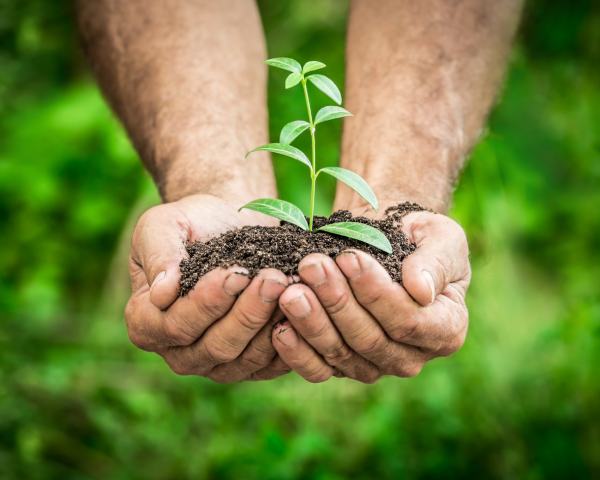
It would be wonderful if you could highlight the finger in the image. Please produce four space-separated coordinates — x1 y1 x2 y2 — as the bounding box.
125 265 250 352
164 266 251 344
131 204 190 309
296 252 426 376
400 212 470 306
337 250 468 355
272 321 335 383
124 290 169 352
208 311 283 383
279 280 379 383
164 269 288 375
250 356 292 381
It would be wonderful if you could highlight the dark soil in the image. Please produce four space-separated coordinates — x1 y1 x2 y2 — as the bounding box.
179 202 424 296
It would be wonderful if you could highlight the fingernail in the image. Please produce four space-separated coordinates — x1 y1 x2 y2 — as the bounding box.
336 250 361 277
223 270 250 296
299 261 326 287
275 322 298 347
259 277 287 302
284 292 311 318
422 270 436 304
151 271 166 288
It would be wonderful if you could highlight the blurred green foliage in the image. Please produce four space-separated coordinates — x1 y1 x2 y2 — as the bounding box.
1 0 599 478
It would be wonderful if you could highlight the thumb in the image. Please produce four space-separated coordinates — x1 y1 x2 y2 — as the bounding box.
400 212 470 306
131 205 190 310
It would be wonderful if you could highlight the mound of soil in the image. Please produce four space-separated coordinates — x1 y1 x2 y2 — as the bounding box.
179 202 424 296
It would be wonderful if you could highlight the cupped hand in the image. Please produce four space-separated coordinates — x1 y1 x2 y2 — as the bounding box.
125 194 291 383
272 210 471 383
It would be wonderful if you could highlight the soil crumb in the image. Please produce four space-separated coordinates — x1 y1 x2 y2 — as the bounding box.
179 202 424 296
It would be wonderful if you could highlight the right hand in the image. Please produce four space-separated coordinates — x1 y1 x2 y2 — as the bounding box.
124 194 291 383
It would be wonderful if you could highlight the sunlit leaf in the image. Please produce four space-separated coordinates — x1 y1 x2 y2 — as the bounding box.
317 222 392 253
307 74 342 105
318 167 378 210
285 72 302 89
303 61 326 74
279 120 311 144
247 143 312 170
314 106 352 125
265 57 302 73
240 198 308 231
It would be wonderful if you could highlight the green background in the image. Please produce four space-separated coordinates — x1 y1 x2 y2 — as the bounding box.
1 0 599 478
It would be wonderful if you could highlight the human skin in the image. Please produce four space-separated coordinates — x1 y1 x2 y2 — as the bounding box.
272 0 523 382
77 0 291 381
77 0 522 382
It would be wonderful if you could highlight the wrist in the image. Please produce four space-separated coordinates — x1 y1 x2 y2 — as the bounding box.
334 186 448 218
149 131 277 206
161 172 274 207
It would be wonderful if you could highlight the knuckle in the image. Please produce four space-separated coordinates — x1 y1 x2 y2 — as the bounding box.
323 343 353 364
438 332 467 356
197 299 225 320
430 255 448 286
164 357 193 376
240 348 273 369
126 327 149 350
388 318 419 343
304 320 330 341
203 341 237 365
322 288 351 316
234 307 267 332
355 333 388 356
306 367 332 384
393 362 423 378
207 370 237 384
163 318 193 346
124 302 151 351
124 297 137 325
360 369 381 384
356 282 385 306
436 307 468 356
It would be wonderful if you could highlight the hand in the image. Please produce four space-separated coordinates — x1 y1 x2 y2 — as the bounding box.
272 210 470 383
125 194 291 383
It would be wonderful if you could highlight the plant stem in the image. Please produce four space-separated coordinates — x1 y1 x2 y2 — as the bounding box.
302 77 317 231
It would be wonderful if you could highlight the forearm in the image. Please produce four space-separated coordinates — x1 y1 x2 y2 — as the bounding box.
77 0 275 204
337 0 522 213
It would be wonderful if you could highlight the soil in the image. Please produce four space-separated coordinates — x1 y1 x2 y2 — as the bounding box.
179 202 424 296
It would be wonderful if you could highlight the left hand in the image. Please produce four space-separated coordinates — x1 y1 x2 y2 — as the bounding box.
271 210 471 383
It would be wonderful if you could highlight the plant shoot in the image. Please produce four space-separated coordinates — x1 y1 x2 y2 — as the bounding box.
243 57 392 254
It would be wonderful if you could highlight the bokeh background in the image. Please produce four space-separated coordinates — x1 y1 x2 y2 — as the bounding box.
1 0 599 478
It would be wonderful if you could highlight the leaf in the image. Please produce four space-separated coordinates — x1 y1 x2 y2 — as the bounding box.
240 198 308 231
279 120 311 144
285 72 302 89
247 143 312 170
303 61 326 74
265 57 302 73
317 222 392 254
318 167 378 210
314 106 352 125
307 74 342 105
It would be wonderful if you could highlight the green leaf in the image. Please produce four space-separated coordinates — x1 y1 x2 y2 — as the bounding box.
279 120 311 144
265 57 302 73
303 61 326 74
318 167 378 210
285 72 302 89
317 222 392 254
247 143 312 170
307 74 342 105
240 198 308 231
314 106 352 125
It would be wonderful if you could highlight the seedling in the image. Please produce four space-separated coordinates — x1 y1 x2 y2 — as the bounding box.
242 57 392 254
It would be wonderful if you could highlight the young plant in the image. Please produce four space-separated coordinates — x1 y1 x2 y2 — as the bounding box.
242 57 392 254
